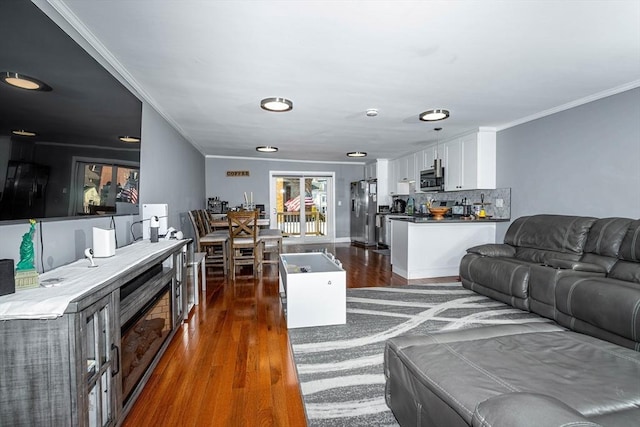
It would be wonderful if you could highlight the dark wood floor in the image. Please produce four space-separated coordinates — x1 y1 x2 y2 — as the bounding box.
122 243 456 427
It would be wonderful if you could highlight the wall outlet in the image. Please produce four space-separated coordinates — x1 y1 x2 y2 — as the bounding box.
338 200 342 206
495 198 504 208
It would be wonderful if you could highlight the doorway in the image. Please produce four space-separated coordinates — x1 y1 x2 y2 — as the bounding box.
269 172 334 243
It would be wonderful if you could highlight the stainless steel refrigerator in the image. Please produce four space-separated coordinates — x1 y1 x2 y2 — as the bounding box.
350 180 377 246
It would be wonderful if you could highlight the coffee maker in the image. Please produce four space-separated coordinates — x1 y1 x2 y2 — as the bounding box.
392 198 407 214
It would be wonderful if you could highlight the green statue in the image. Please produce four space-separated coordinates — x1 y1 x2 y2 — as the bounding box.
16 219 36 271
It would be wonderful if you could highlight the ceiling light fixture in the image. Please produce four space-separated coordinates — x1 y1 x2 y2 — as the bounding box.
1 71 52 91
347 152 367 158
366 109 378 117
260 97 293 112
119 136 141 143
419 109 450 122
256 146 278 153
12 129 37 137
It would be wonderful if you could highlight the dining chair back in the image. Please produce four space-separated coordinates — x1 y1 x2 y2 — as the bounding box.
227 210 262 279
188 210 228 275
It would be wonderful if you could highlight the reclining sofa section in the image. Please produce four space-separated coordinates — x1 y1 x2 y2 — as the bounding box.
384 215 640 427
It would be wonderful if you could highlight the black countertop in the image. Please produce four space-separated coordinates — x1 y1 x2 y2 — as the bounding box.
388 215 510 223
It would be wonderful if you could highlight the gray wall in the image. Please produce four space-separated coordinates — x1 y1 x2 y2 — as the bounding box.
206 157 364 239
0 104 205 272
495 88 640 239
140 106 205 239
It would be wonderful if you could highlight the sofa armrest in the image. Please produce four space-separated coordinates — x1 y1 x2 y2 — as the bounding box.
472 393 601 427
466 244 516 258
545 258 606 273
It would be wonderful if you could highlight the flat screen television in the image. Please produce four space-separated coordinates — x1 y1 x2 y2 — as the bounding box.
0 1 142 223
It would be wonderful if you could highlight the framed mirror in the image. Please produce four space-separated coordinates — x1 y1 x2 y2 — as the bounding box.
0 1 142 222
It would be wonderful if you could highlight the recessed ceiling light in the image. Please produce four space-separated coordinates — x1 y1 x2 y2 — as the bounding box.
260 97 293 112
12 129 37 137
119 136 140 143
347 152 367 157
419 109 450 121
1 71 52 91
366 109 378 117
256 146 278 153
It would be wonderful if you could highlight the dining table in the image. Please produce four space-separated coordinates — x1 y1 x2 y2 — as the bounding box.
209 216 270 229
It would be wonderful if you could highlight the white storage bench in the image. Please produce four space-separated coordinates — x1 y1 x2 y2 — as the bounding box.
279 252 346 328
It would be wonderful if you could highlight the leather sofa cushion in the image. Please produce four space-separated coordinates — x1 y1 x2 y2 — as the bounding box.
460 254 530 300
544 258 606 273
584 217 633 257
609 219 640 283
504 215 596 263
466 243 516 258
472 393 602 427
556 276 640 349
617 219 640 262
385 324 640 426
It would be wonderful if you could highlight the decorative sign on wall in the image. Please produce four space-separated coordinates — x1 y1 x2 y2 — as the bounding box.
226 171 250 177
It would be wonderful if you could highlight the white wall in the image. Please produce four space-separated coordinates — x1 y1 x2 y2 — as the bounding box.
205 157 364 239
0 104 205 272
495 88 640 240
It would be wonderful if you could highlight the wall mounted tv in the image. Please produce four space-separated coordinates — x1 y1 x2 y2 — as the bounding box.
0 1 142 223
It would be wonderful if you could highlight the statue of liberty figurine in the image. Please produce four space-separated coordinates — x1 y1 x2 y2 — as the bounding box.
16 219 37 271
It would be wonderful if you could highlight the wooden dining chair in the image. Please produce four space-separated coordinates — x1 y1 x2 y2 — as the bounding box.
188 210 228 275
259 228 283 270
227 210 262 280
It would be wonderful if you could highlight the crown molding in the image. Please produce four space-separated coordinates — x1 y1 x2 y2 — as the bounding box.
496 80 640 131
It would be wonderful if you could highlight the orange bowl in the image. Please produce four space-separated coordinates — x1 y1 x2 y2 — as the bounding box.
428 206 450 219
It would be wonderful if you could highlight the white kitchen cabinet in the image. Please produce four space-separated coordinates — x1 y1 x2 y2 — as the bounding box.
364 162 376 180
395 154 417 184
391 220 496 279
396 156 409 182
444 130 496 191
365 160 390 207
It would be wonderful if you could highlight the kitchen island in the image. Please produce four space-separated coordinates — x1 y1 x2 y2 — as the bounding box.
390 217 509 279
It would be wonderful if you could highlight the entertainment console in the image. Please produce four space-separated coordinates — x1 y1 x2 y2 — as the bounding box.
0 239 189 426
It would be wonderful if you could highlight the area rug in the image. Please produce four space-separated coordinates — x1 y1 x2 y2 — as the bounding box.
288 282 548 427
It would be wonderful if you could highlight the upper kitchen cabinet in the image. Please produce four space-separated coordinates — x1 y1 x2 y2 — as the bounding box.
389 158 409 195
365 160 390 206
364 162 376 180
396 154 417 183
444 130 496 191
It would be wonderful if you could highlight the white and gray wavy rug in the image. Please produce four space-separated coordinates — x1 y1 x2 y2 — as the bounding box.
288 282 547 427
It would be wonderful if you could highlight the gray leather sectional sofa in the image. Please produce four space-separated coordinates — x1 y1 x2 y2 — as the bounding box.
384 215 640 426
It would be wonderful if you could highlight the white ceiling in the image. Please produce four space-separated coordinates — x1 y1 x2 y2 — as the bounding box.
52 0 640 162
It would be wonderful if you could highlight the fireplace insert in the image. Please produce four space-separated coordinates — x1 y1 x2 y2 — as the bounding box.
120 284 172 403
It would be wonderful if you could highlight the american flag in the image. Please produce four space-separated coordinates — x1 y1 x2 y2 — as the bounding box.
120 186 138 204
284 195 314 212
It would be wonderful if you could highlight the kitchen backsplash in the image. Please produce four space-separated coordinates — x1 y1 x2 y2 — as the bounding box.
394 188 512 219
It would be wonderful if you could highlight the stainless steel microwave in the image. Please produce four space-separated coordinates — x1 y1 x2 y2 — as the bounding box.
420 168 444 191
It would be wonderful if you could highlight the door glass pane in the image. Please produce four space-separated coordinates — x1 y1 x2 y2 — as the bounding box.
99 304 109 365
86 313 97 379
277 177 302 237
101 371 110 426
273 175 331 241
88 383 98 427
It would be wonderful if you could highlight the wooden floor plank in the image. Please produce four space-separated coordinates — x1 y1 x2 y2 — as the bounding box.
122 243 456 427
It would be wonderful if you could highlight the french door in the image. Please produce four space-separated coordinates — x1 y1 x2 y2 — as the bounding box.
269 172 334 243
